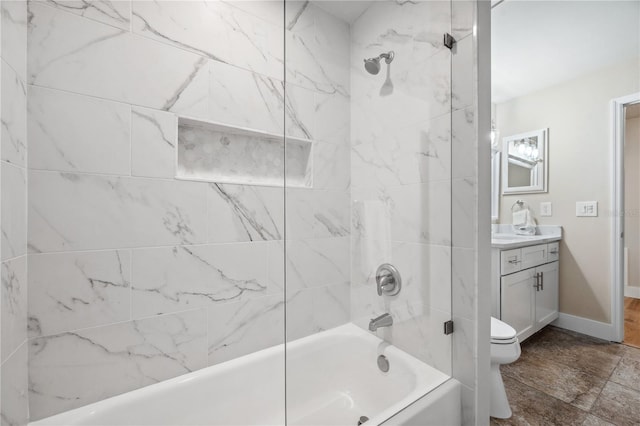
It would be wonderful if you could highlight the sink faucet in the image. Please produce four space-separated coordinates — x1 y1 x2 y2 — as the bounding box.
369 313 393 331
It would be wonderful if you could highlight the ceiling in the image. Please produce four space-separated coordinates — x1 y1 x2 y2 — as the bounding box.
314 0 373 23
492 0 640 103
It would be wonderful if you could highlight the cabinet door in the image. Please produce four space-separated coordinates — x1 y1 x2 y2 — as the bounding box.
501 268 536 339
535 261 559 327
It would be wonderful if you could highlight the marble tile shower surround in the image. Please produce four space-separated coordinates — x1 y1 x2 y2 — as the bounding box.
350 1 478 423
349 0 453 375
25 0 352 421
2 0 30 425
20 0 479 423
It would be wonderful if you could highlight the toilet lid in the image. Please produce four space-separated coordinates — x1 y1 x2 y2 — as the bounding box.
491 317 517 341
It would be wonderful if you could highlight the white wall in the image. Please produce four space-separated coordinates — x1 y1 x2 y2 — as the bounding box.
497 58 640 323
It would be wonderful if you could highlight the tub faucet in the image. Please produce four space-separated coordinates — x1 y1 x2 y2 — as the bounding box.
369 313 393 331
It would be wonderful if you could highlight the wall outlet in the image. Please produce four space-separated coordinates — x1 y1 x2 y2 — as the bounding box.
540 202 552 217
576 201 598 217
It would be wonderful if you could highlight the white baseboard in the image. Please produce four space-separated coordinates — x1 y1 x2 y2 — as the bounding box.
625 286 640 299
552 313 616 341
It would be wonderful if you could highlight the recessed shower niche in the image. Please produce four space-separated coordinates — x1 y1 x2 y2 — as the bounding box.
177 117 313 188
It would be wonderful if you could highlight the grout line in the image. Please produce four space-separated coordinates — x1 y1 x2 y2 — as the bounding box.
0 338 29 368
0 56 26 85
34 0 134 33
129 104 133 177
28 240 282 257
0 252 28 265
34 1 286 84
31 306 207 341
502 371 590 413
501 330 635 422
27 236 454 257
128 249 133 322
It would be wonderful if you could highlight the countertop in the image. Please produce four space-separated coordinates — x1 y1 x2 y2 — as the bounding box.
491 225 562 250
491 233 562 250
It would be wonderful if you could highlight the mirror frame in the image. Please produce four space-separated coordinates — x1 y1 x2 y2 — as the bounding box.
502 128 548 194
491 150 501 222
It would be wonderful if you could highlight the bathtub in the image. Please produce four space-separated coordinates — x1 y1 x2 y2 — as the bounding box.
31 324 461 426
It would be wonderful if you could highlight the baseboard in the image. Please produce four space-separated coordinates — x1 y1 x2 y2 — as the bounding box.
552 313 616 341
625 286 640 299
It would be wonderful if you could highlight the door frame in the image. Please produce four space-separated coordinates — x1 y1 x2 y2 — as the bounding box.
611 92 640 342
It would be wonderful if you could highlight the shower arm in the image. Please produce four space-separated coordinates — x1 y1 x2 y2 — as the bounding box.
378 51 394 64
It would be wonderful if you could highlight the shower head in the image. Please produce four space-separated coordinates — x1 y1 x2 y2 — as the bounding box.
364 58 381 75
363 51 395 75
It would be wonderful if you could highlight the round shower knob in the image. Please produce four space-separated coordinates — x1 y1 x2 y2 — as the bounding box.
375 263 401 296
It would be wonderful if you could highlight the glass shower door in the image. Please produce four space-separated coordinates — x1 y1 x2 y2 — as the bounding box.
284 0 454 424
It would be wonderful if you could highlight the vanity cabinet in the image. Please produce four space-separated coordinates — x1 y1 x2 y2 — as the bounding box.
492 241 560 342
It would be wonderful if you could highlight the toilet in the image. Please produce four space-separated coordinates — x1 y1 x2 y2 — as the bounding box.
490 317 521 419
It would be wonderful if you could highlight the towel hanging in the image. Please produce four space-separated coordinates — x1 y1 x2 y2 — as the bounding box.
511 200 536 235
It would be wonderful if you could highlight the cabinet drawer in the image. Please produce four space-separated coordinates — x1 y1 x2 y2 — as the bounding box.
547 242 560 262
521 244 548 269
501 248 522 274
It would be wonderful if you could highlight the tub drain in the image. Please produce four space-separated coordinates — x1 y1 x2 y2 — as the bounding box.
358 416 369 426
377 354 390 372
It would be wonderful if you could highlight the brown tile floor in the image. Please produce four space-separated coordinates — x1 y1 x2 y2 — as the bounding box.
491 326 640 426
624 297 640 348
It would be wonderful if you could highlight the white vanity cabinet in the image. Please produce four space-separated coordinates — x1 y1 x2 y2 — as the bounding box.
492 240 560 342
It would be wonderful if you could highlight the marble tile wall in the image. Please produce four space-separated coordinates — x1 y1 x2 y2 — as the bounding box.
1 1 29 425
22 0 481 423
350 0 455 376
450 2 491 424
350 2 481 424
283 1 351 345
25 0 351 421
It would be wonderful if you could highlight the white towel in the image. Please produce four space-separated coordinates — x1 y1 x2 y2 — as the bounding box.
512 208 536 235
512 209 528 226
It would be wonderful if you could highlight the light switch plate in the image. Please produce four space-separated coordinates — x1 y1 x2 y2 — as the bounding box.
540 202 552 217
576 201 598 217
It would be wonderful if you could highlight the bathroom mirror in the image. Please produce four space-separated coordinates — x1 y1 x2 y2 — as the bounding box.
502 128 548 194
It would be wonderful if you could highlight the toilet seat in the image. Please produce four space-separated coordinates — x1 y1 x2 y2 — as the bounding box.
491 317 517 345
491 336 517 344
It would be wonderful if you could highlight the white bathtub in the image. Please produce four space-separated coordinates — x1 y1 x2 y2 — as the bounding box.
31 324 460 426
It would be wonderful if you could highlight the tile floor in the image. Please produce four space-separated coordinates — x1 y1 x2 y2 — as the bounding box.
491 326 640 426
624 297 640 348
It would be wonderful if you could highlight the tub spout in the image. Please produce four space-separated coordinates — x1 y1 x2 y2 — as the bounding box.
369 313 393 331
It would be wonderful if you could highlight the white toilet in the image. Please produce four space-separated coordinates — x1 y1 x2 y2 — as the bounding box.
490 317 521 419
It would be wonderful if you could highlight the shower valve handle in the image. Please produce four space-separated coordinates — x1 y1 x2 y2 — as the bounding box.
375 264 402 296
377 274 395 296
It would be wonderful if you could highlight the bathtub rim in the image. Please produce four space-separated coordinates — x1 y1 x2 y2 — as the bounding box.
30 323 452 426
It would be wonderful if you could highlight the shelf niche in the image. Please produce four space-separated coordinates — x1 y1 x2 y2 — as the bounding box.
177 117 312 188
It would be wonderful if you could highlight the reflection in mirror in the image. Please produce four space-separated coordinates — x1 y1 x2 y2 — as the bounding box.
502 128 548 194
